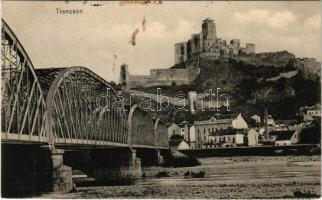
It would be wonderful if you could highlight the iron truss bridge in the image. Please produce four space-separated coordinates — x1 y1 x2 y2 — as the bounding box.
1 19 168 149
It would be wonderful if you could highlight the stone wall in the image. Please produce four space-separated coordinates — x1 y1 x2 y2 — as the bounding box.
295 58 321 81
126 67 199 88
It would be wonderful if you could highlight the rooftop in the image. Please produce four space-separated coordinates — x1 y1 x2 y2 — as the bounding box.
270 130 295 141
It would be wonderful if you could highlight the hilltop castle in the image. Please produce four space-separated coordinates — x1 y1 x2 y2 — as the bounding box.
175 17 255 64
120 18 255 89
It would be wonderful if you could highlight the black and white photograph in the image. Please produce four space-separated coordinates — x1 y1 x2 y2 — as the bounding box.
1 0 321 198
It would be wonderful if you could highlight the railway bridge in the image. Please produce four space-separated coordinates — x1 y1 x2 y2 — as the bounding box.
1 19 169 196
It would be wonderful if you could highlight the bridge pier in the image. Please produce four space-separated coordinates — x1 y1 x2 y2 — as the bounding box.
1 144 73 197
63 148 142 184
136 148 165 166
50 149 73 193
89 148 142 183
155 149 164 166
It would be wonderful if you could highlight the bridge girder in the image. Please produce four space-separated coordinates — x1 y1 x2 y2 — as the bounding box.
43 66 128 147
1 19 47 142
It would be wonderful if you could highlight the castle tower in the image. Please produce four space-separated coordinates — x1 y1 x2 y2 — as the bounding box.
174 42 188 64
119 63 129 90
201 18 217 52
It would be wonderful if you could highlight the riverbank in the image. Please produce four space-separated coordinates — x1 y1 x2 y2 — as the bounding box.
41 155 321 199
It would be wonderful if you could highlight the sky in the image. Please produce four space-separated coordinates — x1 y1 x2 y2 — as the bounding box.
2 1 321 82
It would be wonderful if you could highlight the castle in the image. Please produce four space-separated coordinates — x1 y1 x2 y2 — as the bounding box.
175 17 255 64
120 63 199 89
120 18 255 89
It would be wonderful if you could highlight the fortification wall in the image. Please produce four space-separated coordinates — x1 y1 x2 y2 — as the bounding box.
128 68 199 88
150 68 189 81
295 58 321 81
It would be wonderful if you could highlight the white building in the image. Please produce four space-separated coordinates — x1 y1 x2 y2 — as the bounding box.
194 113 248 148
271 130 299 146
250 114 261 124
169 140 190 150
247 129 259 146
207 129 244 148
167 123 181 139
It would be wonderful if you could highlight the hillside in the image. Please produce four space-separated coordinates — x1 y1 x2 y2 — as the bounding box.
133 51 321 119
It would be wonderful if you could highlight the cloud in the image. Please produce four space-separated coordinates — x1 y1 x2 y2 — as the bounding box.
234 9 296 29
305 14 321 33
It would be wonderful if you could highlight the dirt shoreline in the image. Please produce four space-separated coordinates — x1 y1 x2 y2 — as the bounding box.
41 155 321 199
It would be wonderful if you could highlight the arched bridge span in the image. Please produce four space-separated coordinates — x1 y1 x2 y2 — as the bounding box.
1 19 47 142
1 19 168 149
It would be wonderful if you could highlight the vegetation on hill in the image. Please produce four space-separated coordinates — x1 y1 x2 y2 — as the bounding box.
132 52 320 120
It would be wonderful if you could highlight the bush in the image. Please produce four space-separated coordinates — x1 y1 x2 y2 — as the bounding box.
184 170 206 178
162 150 201 167
293 189 320 198
156 171 170 178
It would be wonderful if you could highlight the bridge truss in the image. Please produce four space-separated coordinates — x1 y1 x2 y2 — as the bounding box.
1 19 168 149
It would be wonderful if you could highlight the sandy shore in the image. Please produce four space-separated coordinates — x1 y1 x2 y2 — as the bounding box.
41 155 321 199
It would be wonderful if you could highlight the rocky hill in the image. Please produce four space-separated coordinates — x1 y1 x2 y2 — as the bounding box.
133 51 320 119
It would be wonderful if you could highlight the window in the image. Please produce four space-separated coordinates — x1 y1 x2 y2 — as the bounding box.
173 130 175 135
204 129 205 133
233 138 235 143
228 137 230 142
212 128 214 132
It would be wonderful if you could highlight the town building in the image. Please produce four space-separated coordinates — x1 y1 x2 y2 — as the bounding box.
247 129 260 146
169 140 190 150
270 130 299 146
206 129 244 148
167 121 196 149
194 113 248 148
264 115 275 126
167 123 181 139
296 104 321 122
188 125 196 149
250 114 261 124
